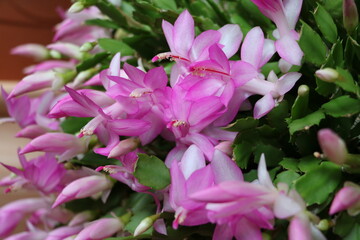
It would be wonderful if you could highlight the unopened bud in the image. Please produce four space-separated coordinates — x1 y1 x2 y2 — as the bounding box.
72 69 96 87
297 85 309 96
315 68 339 82
318 129 347 165
343 0 359 33
49 50 62 59
52 70 77 90
80 42 96 52
68 2 85 14
316 219 331 231
108 138 140 158
134 214 160 236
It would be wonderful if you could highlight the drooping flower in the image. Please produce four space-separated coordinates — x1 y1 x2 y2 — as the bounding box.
1 153 66 194
20 133 89 162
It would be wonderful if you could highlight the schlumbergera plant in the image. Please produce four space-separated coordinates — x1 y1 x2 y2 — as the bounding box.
1 0 360 239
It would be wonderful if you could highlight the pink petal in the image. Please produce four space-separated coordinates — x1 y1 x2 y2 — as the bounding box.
234 218 263 240
170 160 187 207
253 93 275 119
273 194 302 218
275 72 301 95
188 96 224 129
180 145 206 179
143 67 168 89
241 27 264 69
257 154 275 189
123 63 146 85
190 30 221 61
161 20 175 53
187 133 215 160
173 10 194 57
231 61 258 87
212 149 243 183
107 119 151 136
209 44 230 72
260 39 276 67
288 215 311 240
186 165 214 196
218 24 243 58
213 224 233 240
283 0 303 29
275 35 303 66
108 52 121 77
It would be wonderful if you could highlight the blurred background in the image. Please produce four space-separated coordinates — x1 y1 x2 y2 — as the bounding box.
0 0 70 232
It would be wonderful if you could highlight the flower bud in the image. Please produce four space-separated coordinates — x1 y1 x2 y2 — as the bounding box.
297 85 309 97
330 182 360 215
11 44 49 61
80 42 96 52
52 175 113 208
134 214 160 236
108 138 140 158
315 68 339 82
68 2 85 14
343 0 359 33
74 218 123 240
317 129 347 165
49 50 62 59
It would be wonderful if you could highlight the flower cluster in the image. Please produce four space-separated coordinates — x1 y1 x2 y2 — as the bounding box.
1 0 360 239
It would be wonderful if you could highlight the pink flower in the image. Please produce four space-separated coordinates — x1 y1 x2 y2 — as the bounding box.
153 10 242 85
1 87 36 128
0 198 49 238
54 7 110 45
241 71 301 118
52 175 113 208
190 154 308 240
96 152 150 192
74 218 123 240
169 145 214 228
250 0 304 65
164 87 225 159
1 153 66 194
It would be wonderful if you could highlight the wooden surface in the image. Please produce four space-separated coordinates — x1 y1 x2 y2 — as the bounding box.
0 0 70 80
